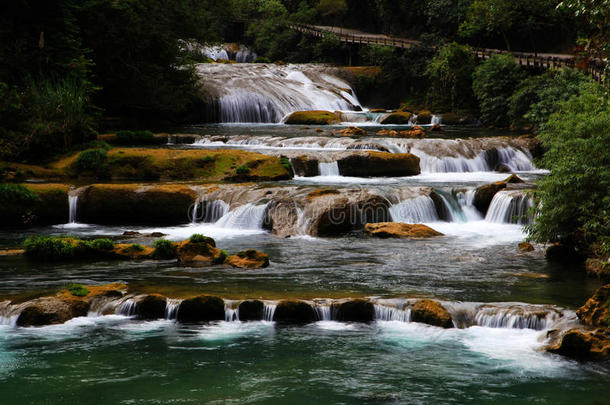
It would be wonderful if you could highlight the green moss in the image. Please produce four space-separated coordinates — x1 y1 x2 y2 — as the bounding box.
152 239 177 259
380 112 412 125
129 244 145 252
284 111 340 125
189 234 213 244
254 57 271 63
89 239 114 250
236 165 251 174
212 249 228 264
23 236 118 260
280 157 292 171
66 283 90 297
76 148 108 172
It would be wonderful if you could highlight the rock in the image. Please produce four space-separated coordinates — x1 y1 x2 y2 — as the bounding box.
548 329 610 360
416 111 432 124
430 191 451 221
176 295 225 323
380 112 412 125
518 242 535 252
346 143 390 152
576 284 610 328
290 155 319 177
136 294 167 320
78 184 196 225
311 195 391 236
238 300 265 321
112 243 155 259
473 181 507 215
370 108 387 113
285 111 340 125
16 298 90 327
225 250 270 269
273 300 316 324
306 189 340 200
364 223 443 238
332 127 367 137
504 174 524 183
411 300 453 328
176 238 223 266
494 163 512 173
337 151 420 177
334 300 375 322
545 243 583 263
586 258 609 279
430 123 443 132
376 129 398 137
399 126 426 138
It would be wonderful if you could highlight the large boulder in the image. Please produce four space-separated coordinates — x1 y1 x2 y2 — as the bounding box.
225 250 270 269
576 284 610 328
380 112 412 125
334 300 375 322
176 237 224 266
285 111 340 125
176 295 225 322
311 195 391 236
78 184 196 225
337 151 420 177
411 300 453 328
16 298 89 327
238 300 264 321
136 294 167 320
548 329 610 360
291 155 319 177
364 223 443 238
473 181 507 215
273 301 316 324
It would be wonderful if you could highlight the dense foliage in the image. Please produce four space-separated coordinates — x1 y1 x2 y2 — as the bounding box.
528 83 610 256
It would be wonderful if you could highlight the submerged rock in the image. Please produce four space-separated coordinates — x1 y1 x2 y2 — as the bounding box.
364 223 443 239
337 151 420 177
136 294 167 320
332 126 367 137
334 300 375 322
238 300 265 321
399 126 426 138
376 129 398 137
473 181 507 215
176 238 223 266
411 300 453 328
380 112 412 125
176 295 225 322
225 250 270 269
273 300 316 324
285 111 340 125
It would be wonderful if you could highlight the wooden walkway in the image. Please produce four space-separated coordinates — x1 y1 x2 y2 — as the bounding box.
289 23 607 81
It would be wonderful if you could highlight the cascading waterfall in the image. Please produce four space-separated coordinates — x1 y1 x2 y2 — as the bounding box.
192 200 230 223
474 307 560 330
318 162 340 176
165 299 182 320
115 299 137 316
197 64 362 123
389 196 438 223
374 305 411 322
485 191 533 224
215 202 270 230
224 304 240 322
431 115 442 125
263 303 277 321
315 305 332 321
68 195 78 224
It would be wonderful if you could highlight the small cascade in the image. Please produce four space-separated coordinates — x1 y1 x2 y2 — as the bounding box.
413 149 490 173
475 306 560 330
68 195 78 224
263 303 277 321
314 305 332 321
431 115 442 125
191 199 231 223
408 114 418 125
224 304 240 322
165 299 182 320
456 189 482 221
191 199 199 224
389 196 438 223
374 305 411 322
485 191 533 224
497 148 535 172
215 202 269 230
115 299 137 316
318 161 340 176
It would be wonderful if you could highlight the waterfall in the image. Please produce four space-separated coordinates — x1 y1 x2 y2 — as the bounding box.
497 148 535 172
115 299 137 316
413 149 491 173
431 115 442 125
485 191 533 224
192 200 230 223
215 202 269 230
318 162 340 176
374 305 411 322
389 196 438 223
224 305 239 322
191 200 199 224
196 64 362 123
263 303 277 321
475 307 559 330
165 299 182 320
315 305 332 321
68 195 78 224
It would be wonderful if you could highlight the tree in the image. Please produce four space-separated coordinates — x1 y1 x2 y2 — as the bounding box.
459 0 516 50
426 42 476 110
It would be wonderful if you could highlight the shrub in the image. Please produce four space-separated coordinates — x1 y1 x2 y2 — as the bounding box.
89 239 114 250
152 239 177 259
472 54 525 126
76 148 107 172
527 82 610 256
212 249 228 264
236 165 251 174
66 283 90 297
0 184 40 207
23 236 76 260
190 234 213 244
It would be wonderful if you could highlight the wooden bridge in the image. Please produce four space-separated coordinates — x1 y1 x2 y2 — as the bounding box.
288 23 607 81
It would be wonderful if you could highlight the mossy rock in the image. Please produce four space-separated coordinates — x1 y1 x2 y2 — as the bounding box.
238 300 265 321
225 249 269 269
337 151 420 177
135 294 167 320
334 300 375 322
16 298 90 327
380 112 412 125
411 300 453 328
364 223 443 238
176 238 221 266
285 111 340 125
273 300 316 324
176 295 225 323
